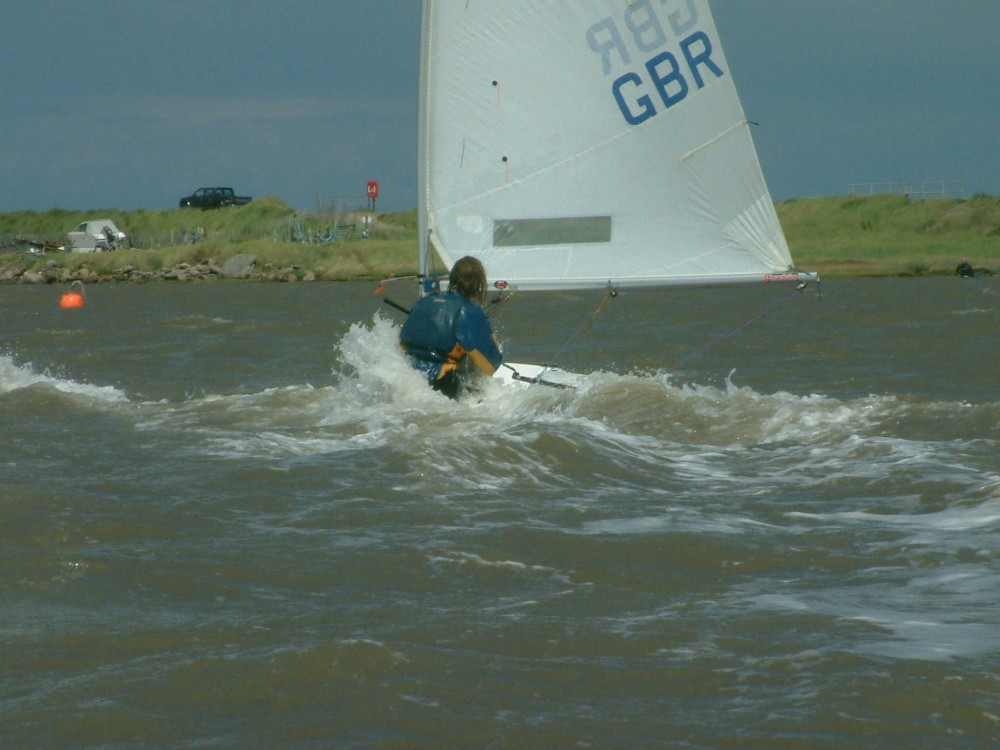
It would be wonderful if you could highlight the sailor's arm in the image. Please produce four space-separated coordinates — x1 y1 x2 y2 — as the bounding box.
457 306 503 376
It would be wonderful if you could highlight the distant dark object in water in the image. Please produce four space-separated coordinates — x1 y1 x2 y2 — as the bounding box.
955 258 993 277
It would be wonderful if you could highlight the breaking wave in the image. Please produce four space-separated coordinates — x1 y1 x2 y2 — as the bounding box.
0 353 128 404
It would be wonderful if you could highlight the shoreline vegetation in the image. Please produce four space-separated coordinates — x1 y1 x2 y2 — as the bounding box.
1 193 998 285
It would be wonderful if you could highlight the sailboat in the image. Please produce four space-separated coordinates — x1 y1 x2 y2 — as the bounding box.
415 0 814 388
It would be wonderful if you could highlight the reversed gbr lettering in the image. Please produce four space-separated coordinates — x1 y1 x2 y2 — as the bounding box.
586 0 725 125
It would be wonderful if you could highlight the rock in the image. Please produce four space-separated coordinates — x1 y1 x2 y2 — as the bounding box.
221 254 256 279
193 262 218 277
22 271 45 284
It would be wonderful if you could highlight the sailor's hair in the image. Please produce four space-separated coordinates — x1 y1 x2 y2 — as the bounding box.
449 256 487 305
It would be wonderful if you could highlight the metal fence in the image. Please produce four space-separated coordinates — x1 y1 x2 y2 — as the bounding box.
847 181 966 199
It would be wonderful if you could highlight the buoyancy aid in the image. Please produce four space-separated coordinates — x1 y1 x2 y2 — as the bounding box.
400 292 503 391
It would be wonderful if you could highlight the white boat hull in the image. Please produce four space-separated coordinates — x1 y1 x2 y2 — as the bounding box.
494 362 584 390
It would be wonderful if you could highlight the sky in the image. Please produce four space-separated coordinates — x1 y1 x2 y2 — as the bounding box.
2 0 998 213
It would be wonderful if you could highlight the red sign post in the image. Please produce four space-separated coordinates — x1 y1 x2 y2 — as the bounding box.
366 180 380 211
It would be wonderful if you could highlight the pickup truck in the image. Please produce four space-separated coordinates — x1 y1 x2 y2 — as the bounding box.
178 187 252 209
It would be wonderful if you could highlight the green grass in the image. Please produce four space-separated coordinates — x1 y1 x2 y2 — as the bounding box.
2 194 998 280
777 193 1000 276
1 198 423 281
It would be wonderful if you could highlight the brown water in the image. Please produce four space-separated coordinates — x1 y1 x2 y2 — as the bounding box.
1 277 998 748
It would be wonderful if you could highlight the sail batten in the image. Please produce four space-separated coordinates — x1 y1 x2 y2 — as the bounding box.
419 0 804 291
681 119 750 163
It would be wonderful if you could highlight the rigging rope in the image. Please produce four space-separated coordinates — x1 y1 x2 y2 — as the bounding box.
522 285 616 377
668 282 810 372
390 273 813 383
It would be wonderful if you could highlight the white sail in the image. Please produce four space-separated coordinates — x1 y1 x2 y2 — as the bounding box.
418 0 808 292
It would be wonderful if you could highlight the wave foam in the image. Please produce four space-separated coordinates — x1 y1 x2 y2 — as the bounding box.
0 353 128 403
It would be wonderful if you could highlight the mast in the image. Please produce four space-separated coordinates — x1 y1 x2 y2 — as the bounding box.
416 0 433 295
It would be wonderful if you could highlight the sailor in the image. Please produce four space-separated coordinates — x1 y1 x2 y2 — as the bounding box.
955 258 975 277
400 256 503 398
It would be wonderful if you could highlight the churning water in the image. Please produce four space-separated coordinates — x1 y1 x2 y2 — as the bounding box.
1 278 998 748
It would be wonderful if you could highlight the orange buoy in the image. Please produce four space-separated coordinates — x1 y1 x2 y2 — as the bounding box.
60 281 86 308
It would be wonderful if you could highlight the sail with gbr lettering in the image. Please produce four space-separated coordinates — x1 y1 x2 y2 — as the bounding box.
417 0 812 292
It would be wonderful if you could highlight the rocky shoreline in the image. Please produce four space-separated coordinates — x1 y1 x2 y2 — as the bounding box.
0 253 325 285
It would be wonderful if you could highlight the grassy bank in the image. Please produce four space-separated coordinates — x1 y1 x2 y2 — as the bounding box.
0 198 420 282
2 194 998 281
777 193 1000 276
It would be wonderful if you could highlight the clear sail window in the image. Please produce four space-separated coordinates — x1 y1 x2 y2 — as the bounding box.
493 216 612 247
